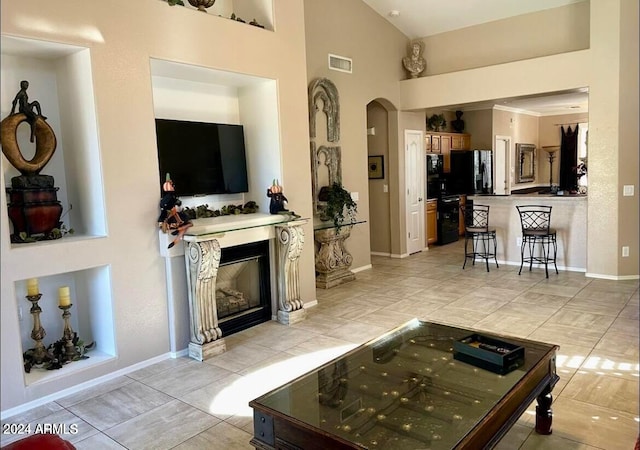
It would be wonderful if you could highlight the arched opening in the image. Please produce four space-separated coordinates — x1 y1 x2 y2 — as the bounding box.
366 99 397 256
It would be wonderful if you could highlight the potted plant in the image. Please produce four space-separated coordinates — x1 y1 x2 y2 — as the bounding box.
427 114 446 132
317 182 357 229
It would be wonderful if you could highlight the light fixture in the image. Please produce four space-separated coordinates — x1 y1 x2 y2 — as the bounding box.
542 146 560 189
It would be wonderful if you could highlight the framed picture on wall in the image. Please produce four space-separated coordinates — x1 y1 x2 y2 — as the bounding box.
368 155 384 179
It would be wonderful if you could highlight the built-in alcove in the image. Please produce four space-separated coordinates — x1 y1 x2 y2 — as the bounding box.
1 35 107 246
150 58 281 215
15 266 116 387
176 0 275 32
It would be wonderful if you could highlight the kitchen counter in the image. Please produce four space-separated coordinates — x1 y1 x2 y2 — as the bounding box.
468 195 586 271
472 193 587 200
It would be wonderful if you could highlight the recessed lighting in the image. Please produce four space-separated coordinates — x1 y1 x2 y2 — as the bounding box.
389 10 400 17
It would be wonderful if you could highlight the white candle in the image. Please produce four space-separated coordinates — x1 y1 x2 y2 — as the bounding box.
58 286 71 307
27 278 39 296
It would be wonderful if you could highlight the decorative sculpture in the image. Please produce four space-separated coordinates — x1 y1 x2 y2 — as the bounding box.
452 110 465 133
267 179 288 214
1 80 63 242
402 40 426 79
158 174 193 249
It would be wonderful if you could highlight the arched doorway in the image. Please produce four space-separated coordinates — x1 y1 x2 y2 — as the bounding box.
366 99 397 256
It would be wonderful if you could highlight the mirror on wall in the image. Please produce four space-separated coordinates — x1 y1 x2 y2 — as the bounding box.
516 143 536 183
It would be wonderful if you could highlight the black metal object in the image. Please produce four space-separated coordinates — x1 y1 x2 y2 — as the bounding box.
437 194 460 245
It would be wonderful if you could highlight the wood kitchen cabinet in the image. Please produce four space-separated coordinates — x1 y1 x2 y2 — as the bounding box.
451 134 470 150
426 199 438 246
425 132 470 173
440 135 451 173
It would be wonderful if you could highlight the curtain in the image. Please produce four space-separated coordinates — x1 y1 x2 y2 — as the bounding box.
559 125 579 191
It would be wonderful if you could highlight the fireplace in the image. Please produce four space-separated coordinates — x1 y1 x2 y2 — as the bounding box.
217 240 271 336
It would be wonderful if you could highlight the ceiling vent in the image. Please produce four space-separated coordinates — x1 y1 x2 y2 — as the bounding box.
328 54 352 74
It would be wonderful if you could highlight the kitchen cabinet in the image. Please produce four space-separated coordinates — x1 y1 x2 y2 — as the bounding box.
426 199 438 246
451 134 470 150
425 132 470 173
459 195 466 236
441 135 451 173
426 134 440 153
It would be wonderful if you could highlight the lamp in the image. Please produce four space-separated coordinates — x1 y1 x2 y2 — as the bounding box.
542 146 560 190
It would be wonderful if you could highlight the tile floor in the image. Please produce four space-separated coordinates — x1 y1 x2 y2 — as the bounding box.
2 241 638 449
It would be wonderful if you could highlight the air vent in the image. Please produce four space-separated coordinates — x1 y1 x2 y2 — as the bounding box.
328 54 352 73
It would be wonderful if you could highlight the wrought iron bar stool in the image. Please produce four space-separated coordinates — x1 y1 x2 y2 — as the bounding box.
461 204 499 272
516 205 558 278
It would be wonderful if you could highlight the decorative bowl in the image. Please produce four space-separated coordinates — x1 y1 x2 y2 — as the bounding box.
188 0 215 12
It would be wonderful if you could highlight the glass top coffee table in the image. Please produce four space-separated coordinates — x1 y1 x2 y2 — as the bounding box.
250 319 559 449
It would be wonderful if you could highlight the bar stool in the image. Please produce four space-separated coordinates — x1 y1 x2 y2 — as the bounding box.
516 205 558 278
461 204 499 272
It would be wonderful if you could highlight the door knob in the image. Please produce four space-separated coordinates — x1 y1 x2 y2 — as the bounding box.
418 197 423 201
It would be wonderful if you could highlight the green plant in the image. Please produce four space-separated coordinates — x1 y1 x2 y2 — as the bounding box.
23 334 94 373
427 113 446 131
318 182 357 228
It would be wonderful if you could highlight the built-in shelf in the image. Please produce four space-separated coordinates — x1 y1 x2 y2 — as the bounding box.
169 0 275 32
16 266 116 387
1 35 107 248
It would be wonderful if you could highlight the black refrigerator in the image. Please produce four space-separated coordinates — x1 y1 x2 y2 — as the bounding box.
450 150 493 194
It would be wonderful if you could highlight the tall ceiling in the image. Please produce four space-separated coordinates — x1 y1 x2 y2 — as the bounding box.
362 0 587 39
361 0 589 116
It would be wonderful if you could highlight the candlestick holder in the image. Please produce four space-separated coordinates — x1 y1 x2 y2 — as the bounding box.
59 304 77 361
26 294 50 364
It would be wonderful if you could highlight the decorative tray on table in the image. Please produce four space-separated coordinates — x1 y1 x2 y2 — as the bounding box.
453 334 525 375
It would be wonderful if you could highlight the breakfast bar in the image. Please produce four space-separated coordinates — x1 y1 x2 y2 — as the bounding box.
467 194 587 271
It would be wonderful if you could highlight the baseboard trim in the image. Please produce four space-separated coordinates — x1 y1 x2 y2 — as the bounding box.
1 353 172 420
497 259 586 273
390 253 410 259
352 264 372 273
585 273 640 280
370 251 390 257
304 299 319 308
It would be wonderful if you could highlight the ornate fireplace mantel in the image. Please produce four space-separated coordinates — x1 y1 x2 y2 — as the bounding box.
180 213 308 361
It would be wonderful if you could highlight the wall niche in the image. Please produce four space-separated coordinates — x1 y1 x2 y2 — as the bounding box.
1 35 107 245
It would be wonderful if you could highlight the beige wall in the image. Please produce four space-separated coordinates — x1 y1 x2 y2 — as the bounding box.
587 0 639 277
367 101 391 254
464 110 493 149
617 0 639 276
420 2 590 76
304 0 408 268
1 0 312 412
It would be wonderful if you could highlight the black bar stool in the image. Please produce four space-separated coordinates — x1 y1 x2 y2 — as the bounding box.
461 204 498 272
516 205 558 278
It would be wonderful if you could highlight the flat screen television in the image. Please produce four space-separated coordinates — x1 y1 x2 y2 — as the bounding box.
155 119 249 196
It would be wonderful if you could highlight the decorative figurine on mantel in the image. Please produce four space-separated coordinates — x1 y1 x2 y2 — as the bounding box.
267 179 288 214
402 40 426 79
0 80 64 242
158 173 192 248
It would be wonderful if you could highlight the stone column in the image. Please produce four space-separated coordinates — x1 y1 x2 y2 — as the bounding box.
275 219 309 324
185 238 226 361
313 225 355 289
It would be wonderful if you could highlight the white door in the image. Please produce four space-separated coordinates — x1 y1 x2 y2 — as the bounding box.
494 136 511 195
405 130 425 254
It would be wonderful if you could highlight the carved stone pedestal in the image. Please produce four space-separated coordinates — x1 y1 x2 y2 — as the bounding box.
275 221 308 324
189 339 226 362
314 225 355 289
